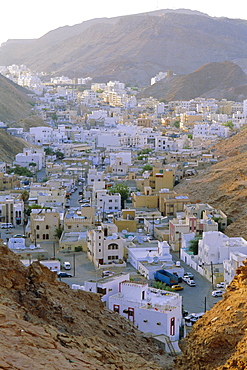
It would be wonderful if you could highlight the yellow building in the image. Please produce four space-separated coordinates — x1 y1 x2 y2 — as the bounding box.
132 187 159 209
136 167 174 193
114 209 137 232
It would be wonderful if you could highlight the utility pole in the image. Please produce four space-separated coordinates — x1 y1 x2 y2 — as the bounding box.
211 261 214 289
73 252 76 277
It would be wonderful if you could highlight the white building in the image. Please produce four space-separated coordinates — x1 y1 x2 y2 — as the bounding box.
223 251 247 286
109 281 182 340
82 272 130 306
96 192 121 213
14 148 45 170
198 231 247 266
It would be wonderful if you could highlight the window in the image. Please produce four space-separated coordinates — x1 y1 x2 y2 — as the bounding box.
36 225 40 230
113 304 120 313
46 225 49 229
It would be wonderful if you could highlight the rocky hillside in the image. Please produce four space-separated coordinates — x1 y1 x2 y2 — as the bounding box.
0 244 173 369
0 130 35 163
0 74 34 123
174 126 247 239
1 10 247 86
138 61 247 101
175 261 247 369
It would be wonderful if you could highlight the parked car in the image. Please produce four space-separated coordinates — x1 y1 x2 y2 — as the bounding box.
190 312 205 324
1 223 13 229
216 282 225 288
186 279 196 287
13 234 26 238
183 272 194 279
57 272 72 278
184 313 197 323
102 271 115 277
171 285 184 291
212 290 223 297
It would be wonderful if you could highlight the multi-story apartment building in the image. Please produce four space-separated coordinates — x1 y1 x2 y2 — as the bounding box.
30 208 60 243
0 197 24 226
0 172 20 191
87 223 124 267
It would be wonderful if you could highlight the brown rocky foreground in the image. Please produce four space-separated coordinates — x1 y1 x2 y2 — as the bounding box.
175 261 247 369
0 244 174 370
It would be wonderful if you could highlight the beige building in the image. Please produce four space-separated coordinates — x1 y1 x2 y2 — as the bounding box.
0 172 20 191
30 208 60 243
59 231 88 252
87 223 124 267
0 197 24 226
64 206 95 232
160 191 190 217
114 209 137 232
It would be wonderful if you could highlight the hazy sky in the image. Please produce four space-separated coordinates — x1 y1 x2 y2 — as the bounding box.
1 0 247 46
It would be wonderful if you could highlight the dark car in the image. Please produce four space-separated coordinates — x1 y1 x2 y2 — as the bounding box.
57 272 72 278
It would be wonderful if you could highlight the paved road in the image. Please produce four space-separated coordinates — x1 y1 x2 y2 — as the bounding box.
171 251 223 313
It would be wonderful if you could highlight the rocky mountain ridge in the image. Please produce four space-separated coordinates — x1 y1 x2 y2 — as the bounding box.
138 61 247 101
1 9 247 86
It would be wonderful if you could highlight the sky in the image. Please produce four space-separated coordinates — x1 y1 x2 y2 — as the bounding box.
1 0 247 46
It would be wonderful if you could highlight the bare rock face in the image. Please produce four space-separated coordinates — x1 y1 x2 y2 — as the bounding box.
0 245 173 369
174 262 247 369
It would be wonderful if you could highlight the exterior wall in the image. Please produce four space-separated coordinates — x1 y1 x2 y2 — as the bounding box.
30 209 60 243
0 173 20 191
0 199 24 226
87 224 124 266
132 193 158 209
64 207 94 232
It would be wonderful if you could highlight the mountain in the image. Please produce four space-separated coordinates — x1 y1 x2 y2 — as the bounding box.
1 10 247 86
138 61 247 101
0 244 173 369
0 130 34 163
174 126 247 240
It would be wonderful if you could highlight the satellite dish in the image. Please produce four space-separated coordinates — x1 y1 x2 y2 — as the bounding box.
29 244 36 249
153 256 159 263
143 236 147 241
154 220 159 224
122 229 127 235
112 233 118 239
128 236 134 241
138 229 142 233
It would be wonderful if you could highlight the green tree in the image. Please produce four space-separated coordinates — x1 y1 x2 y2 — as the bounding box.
109 183 129 209
8 166 34 177
141 164 153 174
54 226 64 240
223 121 234 130
188 236 202 255
174 120 180 129
44 147 55 156
29 162 37 167
54 151 64 160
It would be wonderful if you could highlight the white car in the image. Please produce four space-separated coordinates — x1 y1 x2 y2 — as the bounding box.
216 282 225 288
186 279 196 287
212 290 223 297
